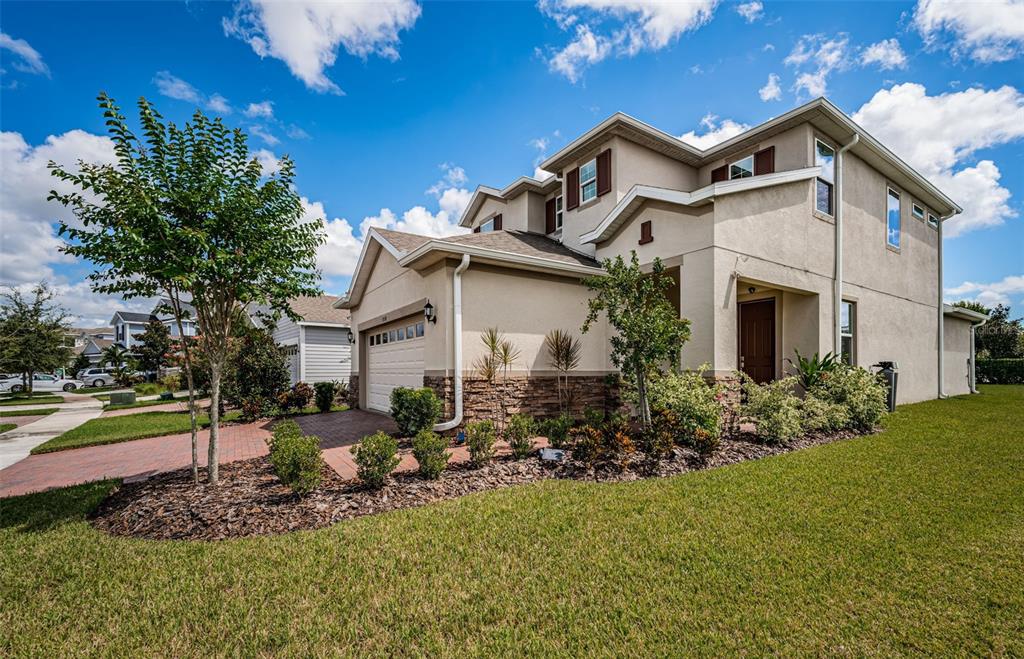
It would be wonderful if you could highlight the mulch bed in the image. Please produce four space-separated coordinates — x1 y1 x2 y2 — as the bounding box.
90 428 870 542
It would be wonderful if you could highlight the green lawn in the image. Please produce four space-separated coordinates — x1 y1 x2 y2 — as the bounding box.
0 423 14 434
103 396 187 411
0 408 58 418
2 386 1021 656
30 411 242 454
0 395 63 407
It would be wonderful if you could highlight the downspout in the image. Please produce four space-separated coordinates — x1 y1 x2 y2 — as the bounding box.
434 254 471 432
936 210 958 398
833 133 859 355
969 315 988 393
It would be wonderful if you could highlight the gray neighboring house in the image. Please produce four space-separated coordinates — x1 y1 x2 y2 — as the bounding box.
250 296 353 386
109 299 198 350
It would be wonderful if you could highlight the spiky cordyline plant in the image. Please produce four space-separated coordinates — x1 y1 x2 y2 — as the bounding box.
545 329 582 412
473 327 520 433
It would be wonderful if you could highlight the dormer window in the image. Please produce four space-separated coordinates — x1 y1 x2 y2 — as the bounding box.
474 214 502 233
580 158 598 203
729 155 754 180
479 219 494 233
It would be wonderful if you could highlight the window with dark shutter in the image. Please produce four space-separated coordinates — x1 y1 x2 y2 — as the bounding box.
711 165 728 183
639 220 653 245
473 226 481 233
596 149 612 196
754 146 775 175
545 198 556 233
493 214 502 230
566 168 580 209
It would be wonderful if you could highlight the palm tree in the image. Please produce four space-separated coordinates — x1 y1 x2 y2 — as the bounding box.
100 343 130 369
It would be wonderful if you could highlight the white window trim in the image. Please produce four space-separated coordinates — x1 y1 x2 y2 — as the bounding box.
911 201 925 221
886 186 901 250
814 138 836 217
728 154 754 180
927 212 939 230
580 158 598 203
840 300 856 365
555 195 564 230
479 218 495 232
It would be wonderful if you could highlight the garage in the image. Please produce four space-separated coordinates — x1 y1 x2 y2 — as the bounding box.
365 317 426 413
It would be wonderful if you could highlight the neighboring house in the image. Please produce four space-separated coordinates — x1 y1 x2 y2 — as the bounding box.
73 337 113 367
338 97 986 423
109 300 197 350
248 296 353 386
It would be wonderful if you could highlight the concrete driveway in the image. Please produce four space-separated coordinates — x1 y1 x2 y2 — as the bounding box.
0 394 103 470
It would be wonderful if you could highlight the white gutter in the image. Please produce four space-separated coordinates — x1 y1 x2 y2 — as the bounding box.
833 133 859 355
434 254 471 432
969 315 988 394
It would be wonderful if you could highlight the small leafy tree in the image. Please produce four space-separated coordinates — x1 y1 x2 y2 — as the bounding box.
582 252 691 428
223 322 289 415
0 283 73 393
51 93 324 484
135 320 172 376
545 329 582 412
70 351 92 375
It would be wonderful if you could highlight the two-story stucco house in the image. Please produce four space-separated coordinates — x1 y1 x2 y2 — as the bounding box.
336 98 987 428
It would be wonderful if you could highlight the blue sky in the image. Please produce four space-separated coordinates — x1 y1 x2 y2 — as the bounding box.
1 0 1022 325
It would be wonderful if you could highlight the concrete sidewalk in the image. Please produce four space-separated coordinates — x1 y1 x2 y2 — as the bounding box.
0 396 104 470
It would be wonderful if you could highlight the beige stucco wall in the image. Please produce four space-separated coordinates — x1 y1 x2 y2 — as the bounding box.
943 316 973 397
459 264 613 376
697 123 813 187
467 196 509 231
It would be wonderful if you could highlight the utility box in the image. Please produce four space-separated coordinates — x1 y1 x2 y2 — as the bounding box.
109 391 136 406
873 361 898 413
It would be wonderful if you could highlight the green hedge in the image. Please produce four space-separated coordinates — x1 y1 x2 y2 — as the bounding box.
976 358 1024 384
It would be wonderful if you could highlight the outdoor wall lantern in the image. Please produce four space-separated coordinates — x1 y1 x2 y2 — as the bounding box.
424 300 436 324
346 329 354 344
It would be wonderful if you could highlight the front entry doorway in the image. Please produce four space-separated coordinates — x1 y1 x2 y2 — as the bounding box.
739 299 776 383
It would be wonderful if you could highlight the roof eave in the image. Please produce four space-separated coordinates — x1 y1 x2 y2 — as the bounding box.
399 240 602 278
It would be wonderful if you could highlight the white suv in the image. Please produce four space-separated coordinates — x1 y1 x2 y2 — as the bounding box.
77 367 118 388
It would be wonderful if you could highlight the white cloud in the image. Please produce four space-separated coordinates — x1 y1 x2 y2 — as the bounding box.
223 0 422 94
0 130 117 287
736 1 763 23
946 275 1024 307
541 0 719 81
253 148 281 176
244 100 274 118
678 113 750 149
914 0 1024 63
285 124 310 140
3 280 156 328
785 33 850 98
248 124 279 146
758 72 781 101
852 83 1024 236
153 71 202 103
861 38 908 70
0 32 49 77
206 93 232 114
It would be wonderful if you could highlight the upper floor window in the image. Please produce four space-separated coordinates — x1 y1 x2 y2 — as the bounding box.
927 212 938 229
912 202 925 221
729 155 754 180
479 218 495 233
887 187 901 249
815 139 835 216
555 195 563 230
580 158 598 203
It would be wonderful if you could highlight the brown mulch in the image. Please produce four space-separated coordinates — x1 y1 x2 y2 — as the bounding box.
90 428 871 542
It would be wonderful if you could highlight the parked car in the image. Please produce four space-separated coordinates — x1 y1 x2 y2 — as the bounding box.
1 373 85 393
76 367 119 387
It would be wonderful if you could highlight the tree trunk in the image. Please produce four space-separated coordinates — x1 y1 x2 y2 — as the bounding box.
166 291 200 485
636 363 651 429
207 360 221 484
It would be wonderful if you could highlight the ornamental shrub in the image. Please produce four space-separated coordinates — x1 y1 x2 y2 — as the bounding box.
352 431 400 489
390 387 443 437
540 413 575 449
637 409 677 462
810 364 888 431
412 429 450 480
647 366 723 445
740 375 803 444
223 325 289 411
267 420 324 496
505 413 535 459
799 391 850 433
569 412 635 470
313 381 337 413
466 420 497 467
278 381 314 412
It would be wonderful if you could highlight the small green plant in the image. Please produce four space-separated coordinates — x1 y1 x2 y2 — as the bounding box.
352 431 400 489
569 413 635 471
540 413 575 449
267 419 324 495
412 429 450 480
278 381 314 411
647 367 724 446
505 413 535 459
810 364 889 431
313 381 337 413
799 391 851 433
637 409 676 462
787 349 840 390
390 387 443 437
740 374 803 444
465 420 497 467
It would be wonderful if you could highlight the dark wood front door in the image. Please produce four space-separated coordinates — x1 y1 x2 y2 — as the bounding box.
739 300 776 383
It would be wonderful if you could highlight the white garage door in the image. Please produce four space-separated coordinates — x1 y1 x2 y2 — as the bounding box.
366 317 426 413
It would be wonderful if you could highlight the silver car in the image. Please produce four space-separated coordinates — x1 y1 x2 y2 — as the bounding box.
76 367 118 388
2 373 85 393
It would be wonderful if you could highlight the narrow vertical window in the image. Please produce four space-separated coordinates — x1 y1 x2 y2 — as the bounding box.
580 158 598 203
815 139 835 215
887 187 901 249
555 195 563 229
840 301 855 364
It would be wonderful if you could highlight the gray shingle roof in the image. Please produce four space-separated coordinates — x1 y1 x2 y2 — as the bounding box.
374 228 599 268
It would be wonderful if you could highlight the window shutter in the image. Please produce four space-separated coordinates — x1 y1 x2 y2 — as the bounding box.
596 148 612 196
545 198 556 233
754 146 775 175
639 220 653 245
566 168 580 209
711 165 728 183
493 214 502 230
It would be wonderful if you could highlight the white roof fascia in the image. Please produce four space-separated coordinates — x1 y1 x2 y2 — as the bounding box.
334 228 408 309
297 321 349 328
580 166 822 245
942 304 989 322
399 240 603 277
457 185 504 228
